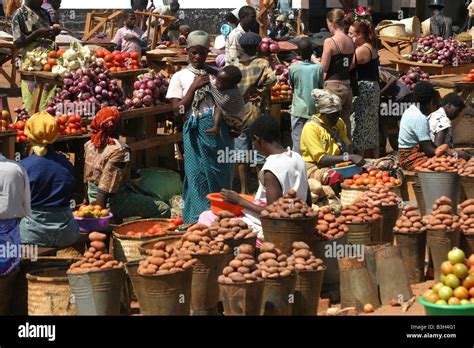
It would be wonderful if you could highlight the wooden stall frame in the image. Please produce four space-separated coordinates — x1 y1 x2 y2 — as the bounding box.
82 10 125 42
0 39 19 89
134 11 176 51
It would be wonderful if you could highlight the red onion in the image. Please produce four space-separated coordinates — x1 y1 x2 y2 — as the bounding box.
95 86 102 94
143 95 153 106
146 80 156 89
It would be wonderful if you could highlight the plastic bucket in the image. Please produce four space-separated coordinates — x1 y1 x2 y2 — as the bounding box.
427 229 461 281
26 267 76 316
461 176 474 200
310 235 347 302
395 231 427 284
261 274 296 316
68 268 125 315
137 268 192 316
261 217 316 255
419 297 474 316
346 223 372 245
418 172 461 214
219 280 264 316
0 269 18 315
293 267 326 316
191 252 230 312
379 205 400 244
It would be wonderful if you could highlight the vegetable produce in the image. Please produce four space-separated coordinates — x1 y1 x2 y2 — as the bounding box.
398 67 430 91
73 205 110 218
207 211 257 242
22 47 59 72
256 242 293 279
260 189 317 219
51 42 96 77
68 233 123 274
343 170 401 188
415 146 466 172
287 241 325 272
393 205 427 233
259 37 280 55
124 221 176 238
124 71 170 109
46 60 126 116
96 48 142 72
462 69 474 82
218 244 261 283
173 225 230 255
458 158 474 177
0 110 12 132
363 303 375 313
54 114 86 136
406 35 472 66
11 118 28 143
138 240 198 275
341 201 382 224
315 206 349 241
13 107 30 122
424 248 474 306
422 196 460 231
357 187 402 207
459 199 474 234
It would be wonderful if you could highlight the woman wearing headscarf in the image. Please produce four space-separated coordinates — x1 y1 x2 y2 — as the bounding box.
166 30 235 223
84 107 170 219
19 112 79 248
300 89 365 205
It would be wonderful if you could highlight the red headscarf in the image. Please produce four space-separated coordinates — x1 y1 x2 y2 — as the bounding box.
90 107 120 148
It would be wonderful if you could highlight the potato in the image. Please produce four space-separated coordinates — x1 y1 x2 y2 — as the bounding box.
229 260 242 268
292 241 309 250
242 259 255 267
150 257 165 266
90 241 106 251
258 252 277 261
265 259 279 267
237 266 250 274
182 259 198 269
89 232 107 242
229 272 245 282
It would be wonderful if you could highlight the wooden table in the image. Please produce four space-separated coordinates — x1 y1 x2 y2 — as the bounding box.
110 68 148 99
19 71 64 114
390 59 474 75
0 39 19 89
0 130 16 159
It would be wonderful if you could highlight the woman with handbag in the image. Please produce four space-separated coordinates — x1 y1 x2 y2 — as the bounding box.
348 21 380 159
315 8 355 141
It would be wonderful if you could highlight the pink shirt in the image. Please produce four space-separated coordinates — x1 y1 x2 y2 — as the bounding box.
112 27 144 57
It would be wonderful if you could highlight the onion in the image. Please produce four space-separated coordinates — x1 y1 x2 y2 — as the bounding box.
154 79 162 87
99 81 107 88
101 89 109 97
63 72 73 79
259 43 270 53
139 83 146 90
125 98 133 108
95 95 103 102
137 90 145 99
134 81 141 90
132 98 142 108
162 79 169 87
144 88 153 96
146 80 156 89
95 86 102 94
143 95 153 106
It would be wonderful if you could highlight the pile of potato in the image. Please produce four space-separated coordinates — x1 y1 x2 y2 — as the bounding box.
422 196 461 231
315 206 349 241
287 242 325 272
458 158 474 177
68 232 123 274
260 189 317 219
138 241 198 275
341 201 382 224
393 205 427 233
208 211 257 241
415 145 466 172
218 244 261 284
173 224 230 255
459 199 474 234
357 187 402 207
256 242 294 279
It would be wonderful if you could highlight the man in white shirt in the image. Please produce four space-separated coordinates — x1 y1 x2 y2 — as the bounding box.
0 155 31 281
427 92 465 147
225 6 257 66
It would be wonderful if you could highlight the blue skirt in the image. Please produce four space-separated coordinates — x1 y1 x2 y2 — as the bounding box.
0 219 20 276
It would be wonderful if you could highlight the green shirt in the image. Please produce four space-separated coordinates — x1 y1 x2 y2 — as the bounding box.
289 61 324 119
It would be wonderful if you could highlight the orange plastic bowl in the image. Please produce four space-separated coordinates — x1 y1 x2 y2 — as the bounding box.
207 193 254 216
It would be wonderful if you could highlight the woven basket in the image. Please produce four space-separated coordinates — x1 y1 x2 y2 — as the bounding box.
398 16 421 37
341 185 402 206
139 234 183 257
26 267 76 316
422 18 431 36
376 21 406 37
113 219 177 262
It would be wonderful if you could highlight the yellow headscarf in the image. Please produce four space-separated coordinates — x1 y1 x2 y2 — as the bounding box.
24 112 59 157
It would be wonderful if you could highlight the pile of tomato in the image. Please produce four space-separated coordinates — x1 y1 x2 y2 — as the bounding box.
343 170 401 188
94 49 141 72
55 115 86 136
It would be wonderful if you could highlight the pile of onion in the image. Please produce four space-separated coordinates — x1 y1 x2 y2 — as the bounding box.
124 72 170 109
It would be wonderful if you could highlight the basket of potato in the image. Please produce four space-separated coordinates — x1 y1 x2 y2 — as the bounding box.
315 207 349 241
256 242 296 316
208 210 258 252
459 199 474 255
290 242 326 316
260 189 317 255
357 187 402 244
341 201 382 245
424 197 462 281
138 235 183 257
393 205 427 284
174 224 231 312
218 244 264 316
459 158 474 199
67 232 125 315
135 241 195 315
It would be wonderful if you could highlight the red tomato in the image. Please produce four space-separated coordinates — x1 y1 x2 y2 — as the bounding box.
130 59 138 66
110 67 117 73
15 121 25 130
114 53 123 62
104 54 114 63
81 127 87 133
112 50 121 56
95 49 105 58
57 49 65 57
131 65 138 70
173 217 183 226
127 65 133 70
105 62 114 70
369 170 378 177
382 171 390 177
65 128 71 135
130 51 139 60
353 174 362 180
117 67 123 72
17 130 24 136
121 52 130 60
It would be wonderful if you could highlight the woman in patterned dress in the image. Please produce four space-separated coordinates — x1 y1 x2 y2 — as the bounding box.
348 21 381 159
